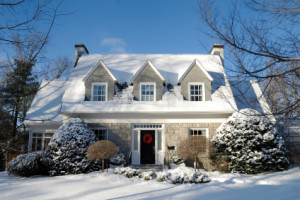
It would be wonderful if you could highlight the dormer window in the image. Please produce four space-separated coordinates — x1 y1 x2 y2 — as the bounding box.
140 82 156 101
92 82 107 101
189 82 205 101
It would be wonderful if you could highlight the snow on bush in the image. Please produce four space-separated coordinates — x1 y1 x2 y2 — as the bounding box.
212 108 289 174
7 151 48 177
113 167 141 178
140 171 156 181
45 118 101 176
170 155 184 165
113 164 210 184
110 152 126 165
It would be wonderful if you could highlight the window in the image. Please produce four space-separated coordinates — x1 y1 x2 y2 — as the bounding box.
189 83 204 101
31 132 54 151
189 128 207 137
133 124 162 129
92 83 107 101
94 128 108 140
32 133 43 151
140 83 155 101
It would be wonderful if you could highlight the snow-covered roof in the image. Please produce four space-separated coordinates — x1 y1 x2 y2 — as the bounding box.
24 79 67 124
70 54 224 85
61 54 237 113
230 80 275 121
24 53 272 120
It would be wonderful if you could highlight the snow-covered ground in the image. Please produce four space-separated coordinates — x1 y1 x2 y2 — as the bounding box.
1 166 300 200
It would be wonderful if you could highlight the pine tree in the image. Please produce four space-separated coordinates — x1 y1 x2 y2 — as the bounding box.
0 59 39 163
212 109 289 174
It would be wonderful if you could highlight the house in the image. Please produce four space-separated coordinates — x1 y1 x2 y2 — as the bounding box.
23 43 272 170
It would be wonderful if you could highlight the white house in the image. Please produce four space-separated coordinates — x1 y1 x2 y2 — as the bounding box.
24 43 271 169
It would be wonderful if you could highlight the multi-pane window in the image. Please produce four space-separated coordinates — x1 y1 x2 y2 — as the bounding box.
141 83 155 101
189 84 204 101
32 133 43 151
189 129 206 137
133 124 162 129
94 129 108 140
92 83 107 101
31 133 54 151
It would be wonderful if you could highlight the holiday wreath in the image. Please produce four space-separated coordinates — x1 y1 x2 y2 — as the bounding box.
143 133 153 144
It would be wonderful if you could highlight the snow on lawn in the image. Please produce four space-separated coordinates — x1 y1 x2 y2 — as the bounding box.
1 167 300 200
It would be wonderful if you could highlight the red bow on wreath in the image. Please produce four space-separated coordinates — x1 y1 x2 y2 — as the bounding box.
143 133 153 144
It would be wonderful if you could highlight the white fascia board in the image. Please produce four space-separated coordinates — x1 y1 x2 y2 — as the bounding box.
83 59 117 82
178 59 213 84
130 59 165 83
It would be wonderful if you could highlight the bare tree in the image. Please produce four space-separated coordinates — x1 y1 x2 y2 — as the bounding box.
0 0 60 45
177 137 207 172
198 0 300 117
87 140 119 172
0 0 65 84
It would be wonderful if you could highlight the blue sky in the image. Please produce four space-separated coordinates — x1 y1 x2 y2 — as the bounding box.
45 0 230 62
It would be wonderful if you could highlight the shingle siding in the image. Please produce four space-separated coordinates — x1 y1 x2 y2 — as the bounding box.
85 65 116 101
132 64 164 101
180 65 212 101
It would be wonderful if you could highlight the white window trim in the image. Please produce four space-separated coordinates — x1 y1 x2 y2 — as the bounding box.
91 82 108 101
188 128 209 139
140 82 156 102
93 127 109 140
188 82 205 102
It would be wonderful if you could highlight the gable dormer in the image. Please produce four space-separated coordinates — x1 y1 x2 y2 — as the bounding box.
178 60 213 101
83 59 117 101
131 60 165 101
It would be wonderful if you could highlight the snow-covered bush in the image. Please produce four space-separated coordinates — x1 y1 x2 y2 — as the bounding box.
191 172 211 183
156 171 170 182
140 171 156 181
45 118 101 176
170 155 184 165
212 108 289 174
7 151 47 177
113 167 141 178
110 152 126 165
113 164 211 184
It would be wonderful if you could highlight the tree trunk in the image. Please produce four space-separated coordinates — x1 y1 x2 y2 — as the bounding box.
12 96 20 138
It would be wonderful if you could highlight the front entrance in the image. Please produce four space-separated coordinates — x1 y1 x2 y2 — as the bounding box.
140 130 155 164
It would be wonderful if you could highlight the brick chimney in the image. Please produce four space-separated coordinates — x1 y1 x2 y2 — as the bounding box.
209 42 224 61
74 44 89 67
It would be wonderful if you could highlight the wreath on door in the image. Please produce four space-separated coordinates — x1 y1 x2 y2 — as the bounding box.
143 133 153 144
